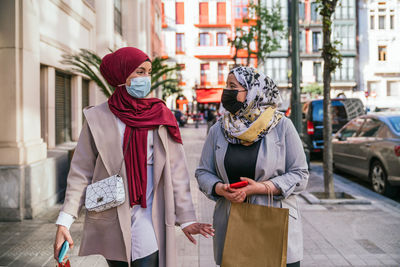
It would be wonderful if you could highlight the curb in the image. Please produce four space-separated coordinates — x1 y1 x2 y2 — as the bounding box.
300 192 372 205
306 163 400 212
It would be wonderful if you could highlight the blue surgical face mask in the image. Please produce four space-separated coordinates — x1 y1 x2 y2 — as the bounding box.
125 76 151 98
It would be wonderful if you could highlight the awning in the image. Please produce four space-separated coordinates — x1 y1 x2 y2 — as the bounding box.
196 88 223 103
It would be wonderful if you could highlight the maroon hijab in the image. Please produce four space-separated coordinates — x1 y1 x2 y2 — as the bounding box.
100 47 182 208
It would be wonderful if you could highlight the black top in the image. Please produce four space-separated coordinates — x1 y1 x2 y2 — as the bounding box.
224 140 262 184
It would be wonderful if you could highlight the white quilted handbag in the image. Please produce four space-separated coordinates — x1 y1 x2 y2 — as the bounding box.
85 131 132 212
85 174 125 212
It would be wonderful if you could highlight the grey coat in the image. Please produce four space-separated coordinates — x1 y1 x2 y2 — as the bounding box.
195 116 309 264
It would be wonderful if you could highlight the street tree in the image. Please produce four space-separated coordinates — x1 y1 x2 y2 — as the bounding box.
61 49 181 99
229 1 285 66
316 0 343 198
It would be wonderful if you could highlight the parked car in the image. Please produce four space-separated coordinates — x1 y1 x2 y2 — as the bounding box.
332 113 400 197
288 98 365 153
172 109 187 127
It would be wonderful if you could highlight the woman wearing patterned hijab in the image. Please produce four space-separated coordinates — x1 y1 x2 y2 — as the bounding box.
195 66 309 267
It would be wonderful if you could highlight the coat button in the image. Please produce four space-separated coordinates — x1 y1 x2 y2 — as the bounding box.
296 183 300 186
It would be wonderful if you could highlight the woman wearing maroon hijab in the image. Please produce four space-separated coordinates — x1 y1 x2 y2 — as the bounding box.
53 47 214 267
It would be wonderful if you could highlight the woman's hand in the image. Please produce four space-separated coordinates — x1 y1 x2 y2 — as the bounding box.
215 183 246 203
182 223 215 245
54 225 74 262
240 177 281 197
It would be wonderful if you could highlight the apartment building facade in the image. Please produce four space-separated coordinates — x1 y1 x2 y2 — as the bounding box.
257 0 360 109
358 0 400 109
162 0 235 111
0 0 162 221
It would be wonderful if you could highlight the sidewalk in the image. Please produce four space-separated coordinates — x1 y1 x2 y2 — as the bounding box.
0 124 399 267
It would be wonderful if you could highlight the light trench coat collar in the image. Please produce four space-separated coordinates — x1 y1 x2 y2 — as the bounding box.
214 123 282 184
83 102 167 263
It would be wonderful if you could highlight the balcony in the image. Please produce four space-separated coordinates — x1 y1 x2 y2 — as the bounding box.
373 62 400 76
194 23 231 28
194 46 232 59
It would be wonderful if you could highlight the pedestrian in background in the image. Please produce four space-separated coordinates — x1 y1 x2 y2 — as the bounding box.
206 105 217 134
53 47 214 267
195 66 309 267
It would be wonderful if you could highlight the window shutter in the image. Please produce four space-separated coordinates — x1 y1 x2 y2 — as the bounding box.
199 2 209 24
217 2 226 24
82 79 89 125
176 2 184 24
55 72 72 145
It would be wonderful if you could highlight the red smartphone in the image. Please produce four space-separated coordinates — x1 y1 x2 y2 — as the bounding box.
230 181 249 189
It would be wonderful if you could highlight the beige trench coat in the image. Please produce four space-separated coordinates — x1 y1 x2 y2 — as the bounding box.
61 102 197 267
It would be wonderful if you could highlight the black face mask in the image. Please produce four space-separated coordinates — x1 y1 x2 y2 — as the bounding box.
221 89 245 114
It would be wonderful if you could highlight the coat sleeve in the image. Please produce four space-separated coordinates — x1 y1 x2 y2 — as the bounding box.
269 118 309 199
195 125 224 202
167 133 197 225
61 120 98 218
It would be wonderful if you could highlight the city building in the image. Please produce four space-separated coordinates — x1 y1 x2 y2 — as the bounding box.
0 0 162 221
358 0 400 109
162 0 361 112
161 0 234 112
257 0 360 110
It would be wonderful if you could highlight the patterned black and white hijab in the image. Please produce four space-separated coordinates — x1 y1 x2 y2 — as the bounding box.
220 66 283 145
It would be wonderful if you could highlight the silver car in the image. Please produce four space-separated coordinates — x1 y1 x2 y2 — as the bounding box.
333 113 400 197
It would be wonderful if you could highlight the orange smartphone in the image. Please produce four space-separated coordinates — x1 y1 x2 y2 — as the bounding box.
230 181 249 189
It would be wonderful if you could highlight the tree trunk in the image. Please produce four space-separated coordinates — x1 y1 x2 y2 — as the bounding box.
246 44 251 66
322 5 335 199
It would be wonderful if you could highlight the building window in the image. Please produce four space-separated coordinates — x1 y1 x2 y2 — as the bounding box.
299 2 305 21
370 15 375 29
217 33 227 46
199 2 209 24
299 29 305 52
55 71 72 145
378 46 387 61
379 15 385 29
313 62 322 83
217 2 227 24
200 63 210 86
234 0 248 19
176 33 185 54
199 33 211 46
114 0 122 35
178 64 185 85
176 2 184 24
387 81 400 97
312 32 322 52
310 2 319 22
332 57 354 81
333 24 355 51
390 15 394 29
218 63 227 84
266 58 287 83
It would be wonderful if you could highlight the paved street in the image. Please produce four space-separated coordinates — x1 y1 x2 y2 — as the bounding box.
0 124 400 267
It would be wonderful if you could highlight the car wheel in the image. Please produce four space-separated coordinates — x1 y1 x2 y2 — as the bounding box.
370 160 398 197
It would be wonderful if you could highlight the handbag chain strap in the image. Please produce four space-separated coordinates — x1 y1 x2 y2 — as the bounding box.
117 128 134 176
